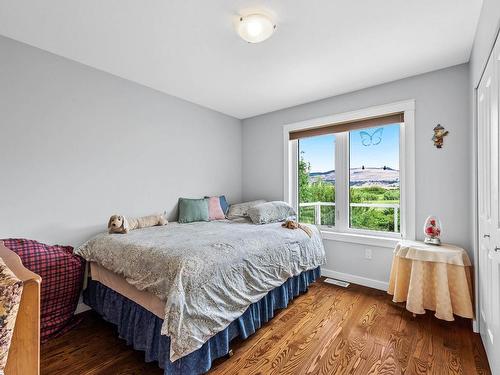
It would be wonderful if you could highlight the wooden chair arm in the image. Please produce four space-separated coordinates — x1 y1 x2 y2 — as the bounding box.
0 241 41 375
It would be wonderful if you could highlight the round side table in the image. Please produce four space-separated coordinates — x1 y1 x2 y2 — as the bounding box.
387 240 474 321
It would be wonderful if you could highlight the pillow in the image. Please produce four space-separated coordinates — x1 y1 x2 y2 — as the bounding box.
219 196 229 215
178 198 209 223
0 257 23 373
204 195 229 215
226 200 266 219
2 239 85 342
207 196 225 220
247 201 296 224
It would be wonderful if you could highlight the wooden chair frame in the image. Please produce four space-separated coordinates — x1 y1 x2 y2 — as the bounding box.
0 241 41 375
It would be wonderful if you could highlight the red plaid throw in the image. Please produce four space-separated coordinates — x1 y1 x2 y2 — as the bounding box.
2 238 85 342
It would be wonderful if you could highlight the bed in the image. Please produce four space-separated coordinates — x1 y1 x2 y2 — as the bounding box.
75 218 325 374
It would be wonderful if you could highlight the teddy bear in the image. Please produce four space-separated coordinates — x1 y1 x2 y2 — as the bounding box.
108 213 168 234
432 124 449 148
281 219 312 237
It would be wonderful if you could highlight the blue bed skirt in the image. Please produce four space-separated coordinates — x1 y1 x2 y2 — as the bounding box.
83 267 321 375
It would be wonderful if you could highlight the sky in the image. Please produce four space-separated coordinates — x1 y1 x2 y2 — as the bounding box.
298 123 400 172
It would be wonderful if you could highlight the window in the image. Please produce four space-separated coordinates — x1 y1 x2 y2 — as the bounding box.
349 124 400 233
298 134 336 226
284 101 415 241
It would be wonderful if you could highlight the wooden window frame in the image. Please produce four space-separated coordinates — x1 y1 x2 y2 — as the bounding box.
289 112 404 140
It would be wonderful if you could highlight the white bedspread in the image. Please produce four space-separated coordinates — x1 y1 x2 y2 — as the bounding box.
75 219 325 361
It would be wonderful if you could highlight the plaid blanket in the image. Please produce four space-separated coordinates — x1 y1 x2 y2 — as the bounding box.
2 239 85 342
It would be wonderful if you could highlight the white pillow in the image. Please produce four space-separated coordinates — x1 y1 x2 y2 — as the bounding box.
226 200 266 219
247 201 296 224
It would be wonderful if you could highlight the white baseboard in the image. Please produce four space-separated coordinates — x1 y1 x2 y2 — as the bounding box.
74 295 91 314
473 319 479 333
321 268 389 291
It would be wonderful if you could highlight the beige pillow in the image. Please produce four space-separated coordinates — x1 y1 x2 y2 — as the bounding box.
0 257 23 373
247 201 296 224
226 200 266 219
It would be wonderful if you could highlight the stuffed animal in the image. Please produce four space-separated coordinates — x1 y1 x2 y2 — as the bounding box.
281 219 312 237
108 213 168 234
432 124 449 148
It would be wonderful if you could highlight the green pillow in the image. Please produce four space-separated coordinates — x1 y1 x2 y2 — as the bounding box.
178 198 209 223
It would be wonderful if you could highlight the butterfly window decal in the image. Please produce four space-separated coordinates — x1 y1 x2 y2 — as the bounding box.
360 128 383 146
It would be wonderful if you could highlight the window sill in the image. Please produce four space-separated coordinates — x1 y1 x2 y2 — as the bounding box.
320 230 401 248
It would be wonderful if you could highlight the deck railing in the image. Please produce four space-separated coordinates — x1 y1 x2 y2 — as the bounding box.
299 202 400 232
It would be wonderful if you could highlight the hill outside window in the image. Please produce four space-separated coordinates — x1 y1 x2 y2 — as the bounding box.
283 101 415 243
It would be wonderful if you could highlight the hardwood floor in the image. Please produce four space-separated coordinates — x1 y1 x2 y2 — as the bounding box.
41 280 491 375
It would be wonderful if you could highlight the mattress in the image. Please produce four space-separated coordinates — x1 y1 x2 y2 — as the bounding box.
90 262 164 318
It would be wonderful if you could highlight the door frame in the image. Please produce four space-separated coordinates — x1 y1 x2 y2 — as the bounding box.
473 85 479 333
473 25 500 335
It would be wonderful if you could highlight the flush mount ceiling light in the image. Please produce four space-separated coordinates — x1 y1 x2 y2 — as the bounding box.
237 13 276 43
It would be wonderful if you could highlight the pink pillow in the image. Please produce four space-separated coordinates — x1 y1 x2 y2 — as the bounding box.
208 196 225 220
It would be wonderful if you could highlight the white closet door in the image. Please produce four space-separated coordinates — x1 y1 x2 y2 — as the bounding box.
477 34 500 375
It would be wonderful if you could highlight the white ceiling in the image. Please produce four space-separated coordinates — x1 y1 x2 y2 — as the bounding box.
0 1 482 119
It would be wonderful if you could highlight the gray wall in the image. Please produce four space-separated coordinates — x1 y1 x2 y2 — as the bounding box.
0 32 476 287
0 36 242 247
242 64 471 285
